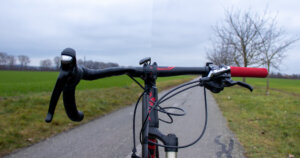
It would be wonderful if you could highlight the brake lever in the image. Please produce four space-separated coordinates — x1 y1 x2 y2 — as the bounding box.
224 79 253 92
45 48 84 123
45 70 69 122
62 65 84 121
236 81 253 92
200 63 253 93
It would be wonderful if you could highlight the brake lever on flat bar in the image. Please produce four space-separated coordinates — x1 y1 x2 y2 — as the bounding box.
236 81 253 92
224 79 253 92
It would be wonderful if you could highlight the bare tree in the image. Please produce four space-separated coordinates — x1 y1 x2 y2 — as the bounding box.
106 62 119 68
40 59 52 70
0 52 7 65
209 9 267 82
207 42 235 66
6 55 16 67
209 9 298 91
77 58 119 69
53 56 60 70
82 60 100 69
84 60 94 69
18 55 30 68
77 59 84 66
255 19 299 94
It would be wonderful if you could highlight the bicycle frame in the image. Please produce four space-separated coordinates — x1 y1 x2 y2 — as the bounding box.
141 63 178 158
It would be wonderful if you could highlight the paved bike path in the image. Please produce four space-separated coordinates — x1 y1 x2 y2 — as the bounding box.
5 85 245 158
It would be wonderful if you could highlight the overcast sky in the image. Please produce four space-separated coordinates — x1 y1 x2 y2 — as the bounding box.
0 0 299 74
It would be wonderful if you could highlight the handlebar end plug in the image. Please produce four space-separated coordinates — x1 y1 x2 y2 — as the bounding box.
68 111 84 122
75 111 84 122
45 113 53 123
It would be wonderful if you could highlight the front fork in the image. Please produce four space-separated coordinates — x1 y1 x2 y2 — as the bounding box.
148 137 178 158
142 85 178 158
164 134 178 158
165 152 177 158
148 133 179 158
148 128 178 158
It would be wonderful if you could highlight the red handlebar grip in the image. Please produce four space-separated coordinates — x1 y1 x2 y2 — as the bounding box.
230 66 268 78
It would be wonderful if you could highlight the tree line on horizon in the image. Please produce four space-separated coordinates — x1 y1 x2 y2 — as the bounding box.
0 52 119 71
0 51 299 79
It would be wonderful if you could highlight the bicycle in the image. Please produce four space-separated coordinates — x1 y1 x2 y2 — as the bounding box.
45 48 268 158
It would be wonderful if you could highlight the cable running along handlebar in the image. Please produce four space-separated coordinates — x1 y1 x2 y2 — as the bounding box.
45 48 268 158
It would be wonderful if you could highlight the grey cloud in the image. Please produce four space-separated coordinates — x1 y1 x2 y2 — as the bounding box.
0 0 299 74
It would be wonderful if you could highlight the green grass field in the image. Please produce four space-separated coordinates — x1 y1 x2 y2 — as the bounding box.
1 71 299 157
0 70 191 96
213 77 300 158
233 77 300 95
0 70 195 156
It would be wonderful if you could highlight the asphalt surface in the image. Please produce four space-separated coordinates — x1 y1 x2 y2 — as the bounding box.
5 84 245 158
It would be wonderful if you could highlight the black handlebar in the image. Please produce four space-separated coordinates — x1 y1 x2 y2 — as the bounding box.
45 48 209 123
45 48 255 123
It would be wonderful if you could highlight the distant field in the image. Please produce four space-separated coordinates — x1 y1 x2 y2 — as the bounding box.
0 70 195 156
214 78 300 158
233 77 300 95
0 70 191 96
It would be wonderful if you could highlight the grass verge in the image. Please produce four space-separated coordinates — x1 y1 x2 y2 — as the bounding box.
213 78 300 158
0 75 195 157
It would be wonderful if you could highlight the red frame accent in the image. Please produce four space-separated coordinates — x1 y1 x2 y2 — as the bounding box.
148 91 158 158
157 67 175 71
148 138 158 158
148 92 156 120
